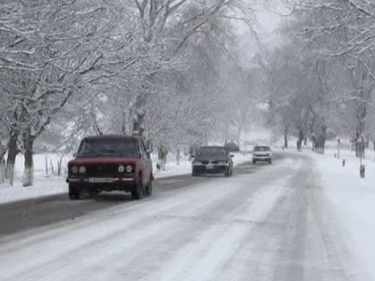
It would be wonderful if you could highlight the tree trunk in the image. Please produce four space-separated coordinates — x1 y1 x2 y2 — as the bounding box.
0 143 6 184
283 126 288 148
132 109 145 136
122 108 132 135
6 131 19 186
311 135 316 151
0 153 5 184
23 136 35 187
315 125 327 154
355 121 365 158
296 130 304 151
158 146 167 171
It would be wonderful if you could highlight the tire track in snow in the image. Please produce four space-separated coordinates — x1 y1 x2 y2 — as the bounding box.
0 159 291 281
146 173 294 281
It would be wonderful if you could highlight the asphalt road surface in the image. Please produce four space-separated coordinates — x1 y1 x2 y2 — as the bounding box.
0 156 266 237
0 153 366 281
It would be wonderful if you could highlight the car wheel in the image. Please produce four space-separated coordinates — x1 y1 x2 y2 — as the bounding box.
131 178 144 200
269 159 272 164
225 168 230 177
69 184 81 200
252 160 256 164
145 180 153 197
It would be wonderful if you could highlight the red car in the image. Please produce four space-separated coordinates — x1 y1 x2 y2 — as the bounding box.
66 135 153 200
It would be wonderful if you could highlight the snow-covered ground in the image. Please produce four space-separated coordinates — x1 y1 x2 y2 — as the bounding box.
0 155 302 281
1 151 370 280
0 152 252 205
310 148 375 280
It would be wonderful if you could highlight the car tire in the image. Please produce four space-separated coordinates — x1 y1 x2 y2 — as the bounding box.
252 160 256 164
145 180 153 197
225 168 230 177
269 159 272 164
69 184 81 200
131 178 144 200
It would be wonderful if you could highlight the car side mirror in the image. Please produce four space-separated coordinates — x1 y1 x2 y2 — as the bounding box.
72 153 77 158
230 154 234 158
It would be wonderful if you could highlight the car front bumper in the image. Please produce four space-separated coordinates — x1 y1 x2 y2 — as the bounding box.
253 155 271 161
67 177 136 192
192 164 229 174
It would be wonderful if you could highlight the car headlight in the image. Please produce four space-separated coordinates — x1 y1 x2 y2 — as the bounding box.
72 166 78 174
126 165 133 173
118 165 125 173
193 161 201 165
79 166 86 174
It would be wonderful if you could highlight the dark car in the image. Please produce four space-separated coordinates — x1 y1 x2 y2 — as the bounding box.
192 146 233 177
66 135 153 200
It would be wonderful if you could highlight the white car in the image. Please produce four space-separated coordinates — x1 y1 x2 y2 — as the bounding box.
252 146 272 164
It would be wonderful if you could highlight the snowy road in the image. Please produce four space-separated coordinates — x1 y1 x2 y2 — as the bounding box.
0 154 367 281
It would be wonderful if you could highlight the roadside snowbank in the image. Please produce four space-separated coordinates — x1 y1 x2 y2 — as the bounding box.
0 152 251 205
311 149 375 279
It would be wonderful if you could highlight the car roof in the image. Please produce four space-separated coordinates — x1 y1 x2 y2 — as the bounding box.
199 146 226 149
84 134 141 140
254 145 270 148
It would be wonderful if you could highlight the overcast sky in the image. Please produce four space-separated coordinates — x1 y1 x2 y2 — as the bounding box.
235 2 290 67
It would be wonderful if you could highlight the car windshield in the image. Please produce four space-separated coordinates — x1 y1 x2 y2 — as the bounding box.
76 138 139 157
197 147 227 157
254 146 270 151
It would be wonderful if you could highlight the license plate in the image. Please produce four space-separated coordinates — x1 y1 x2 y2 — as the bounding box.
88 178 113 183
206 164 214 169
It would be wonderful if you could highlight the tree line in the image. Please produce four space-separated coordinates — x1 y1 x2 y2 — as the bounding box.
0 0 262 186
259 0 375 154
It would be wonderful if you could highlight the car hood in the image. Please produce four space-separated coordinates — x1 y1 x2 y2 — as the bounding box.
68 156 140 166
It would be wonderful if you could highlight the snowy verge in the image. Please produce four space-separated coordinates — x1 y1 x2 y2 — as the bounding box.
310 150 375 280
0 152 252 205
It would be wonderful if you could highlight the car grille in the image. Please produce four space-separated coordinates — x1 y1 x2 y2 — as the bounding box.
212 160 226 164
85 165 129 177
197 160 227 165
